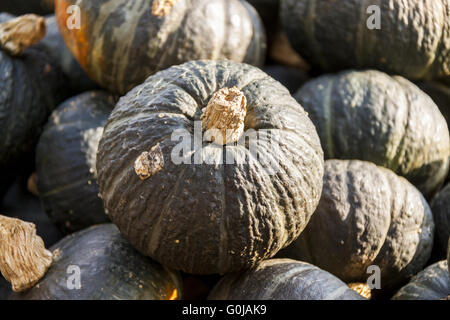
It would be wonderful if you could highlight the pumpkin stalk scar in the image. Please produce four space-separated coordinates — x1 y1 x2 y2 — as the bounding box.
0 215 53 292
134 143 165 180
152 0 178 17
0 14 46 56
348 282 372 299
201 87 247 145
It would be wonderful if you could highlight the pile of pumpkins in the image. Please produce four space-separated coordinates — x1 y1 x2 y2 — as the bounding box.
0 0 449 300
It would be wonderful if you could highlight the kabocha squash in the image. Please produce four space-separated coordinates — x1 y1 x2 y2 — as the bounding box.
55 0 267 94
208 259 366 300
430 183 450 259
39 15 98 94
263 65 310 94
279 160 435 292
0 14 66 201
392 260 449 300
0 0 54 16
418 81 450 127
36 91 117 234
295 70 450 197
96 60 324 275
1 222 182 300
1 180 63 247
280 0 450 80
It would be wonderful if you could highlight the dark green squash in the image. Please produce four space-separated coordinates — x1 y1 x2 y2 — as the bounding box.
36 91 117 234
208 259 366 300
0 0 54 16
294 70 450 198
430 183 450 259
0 14 67 202
55 0 267 94
280 0 450 80
96 60 324 275
9 224 182 300
418 81 450 128
1 179 62 247
392 260 449 300
279 160 434 293
38 15 99 94
263 65 310 94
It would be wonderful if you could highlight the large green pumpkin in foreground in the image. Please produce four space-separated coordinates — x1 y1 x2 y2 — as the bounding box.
280 0 450 80
295 70 450 197
55 0 267 94
96 60 324 275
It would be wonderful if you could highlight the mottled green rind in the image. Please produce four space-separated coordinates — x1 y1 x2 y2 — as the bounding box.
430 183 450 259
36 91 116 234
294 70 450 198
208 259 365 300
279 160 434 290
280 0 450 80
96 60 324 275
56 0 267 95
11 224 182 300
392 260 449 300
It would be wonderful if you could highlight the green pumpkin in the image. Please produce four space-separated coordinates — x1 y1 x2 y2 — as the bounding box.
208 259 366 300
55 0 267 94
96 60 324 275
36 91 117 234
294 70 450 197
280 0 450 80
263 65 310 94
279 160 434 293
392 260 449 300
10 224 182 300
430 183 450 259
0 13 67 202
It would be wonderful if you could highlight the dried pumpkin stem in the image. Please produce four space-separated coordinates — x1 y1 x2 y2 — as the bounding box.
134 143 165 180
201 87 247 145
0 215 53 292
0 14 46 56
348 282 372 299
152 0 179 17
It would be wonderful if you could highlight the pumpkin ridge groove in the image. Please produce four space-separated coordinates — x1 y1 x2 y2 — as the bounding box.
322 76 335 159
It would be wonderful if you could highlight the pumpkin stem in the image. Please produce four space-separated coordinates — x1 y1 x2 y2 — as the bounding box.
0 14 46 56
134 143 165 180
348 282 372 299
0 215 53 292
201 87 247 145
152 0 179 17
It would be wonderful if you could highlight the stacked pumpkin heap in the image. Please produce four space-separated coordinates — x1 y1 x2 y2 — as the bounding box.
0 0 449 300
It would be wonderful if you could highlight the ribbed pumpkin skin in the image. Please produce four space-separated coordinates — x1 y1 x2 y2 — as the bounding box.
280 0 450 80
392 260 449 300
418 81 450 128
55 0 267 95
430 183 450 258
279 160 435 290
208 259 365 300
96 60 324 275
0 16 66 198
39 16 98 94
294 70 450 198
9 224 182 300
36 91 116 234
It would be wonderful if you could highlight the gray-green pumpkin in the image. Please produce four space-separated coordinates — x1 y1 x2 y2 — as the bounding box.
280 0 450 80
294 70 450 197
430 183 450 259
279 160 435 292
208 259 366 300
36 91 117 234
392 260 449 300
10 224 182 300
55 0 267 94
96 60 324 275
